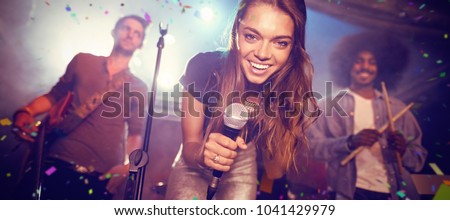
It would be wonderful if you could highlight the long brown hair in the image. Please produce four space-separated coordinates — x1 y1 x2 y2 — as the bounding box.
204 0 317 171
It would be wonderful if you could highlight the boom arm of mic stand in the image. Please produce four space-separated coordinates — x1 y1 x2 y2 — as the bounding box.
123 22 168 200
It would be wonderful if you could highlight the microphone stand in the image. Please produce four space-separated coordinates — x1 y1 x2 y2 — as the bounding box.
123 23 168 200
34 122 46 200
9 122 44 200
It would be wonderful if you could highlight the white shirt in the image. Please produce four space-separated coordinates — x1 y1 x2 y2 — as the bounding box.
351 91 389 193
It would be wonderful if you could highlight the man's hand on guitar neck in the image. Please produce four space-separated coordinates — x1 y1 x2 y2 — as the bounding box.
12 107 39 143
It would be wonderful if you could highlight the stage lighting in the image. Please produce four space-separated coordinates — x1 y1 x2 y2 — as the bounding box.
157 73 177 91
195 7 214 22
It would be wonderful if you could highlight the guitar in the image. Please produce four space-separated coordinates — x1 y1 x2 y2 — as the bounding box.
45 92 73 133
13 91 74 144
45 91 74 138
11 92 74 200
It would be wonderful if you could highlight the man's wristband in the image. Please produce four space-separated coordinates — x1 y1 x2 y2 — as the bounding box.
13 106 34 119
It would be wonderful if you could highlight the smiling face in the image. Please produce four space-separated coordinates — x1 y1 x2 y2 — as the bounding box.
350 50 378 88
236 3 294 84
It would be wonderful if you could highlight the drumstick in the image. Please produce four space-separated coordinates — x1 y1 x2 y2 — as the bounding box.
381 82 395 130
381 82 403 174
340 102 414 166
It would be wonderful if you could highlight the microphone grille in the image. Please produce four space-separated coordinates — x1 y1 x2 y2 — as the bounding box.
223 103 248 130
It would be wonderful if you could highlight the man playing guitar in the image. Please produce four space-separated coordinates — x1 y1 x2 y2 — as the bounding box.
12 15 149 200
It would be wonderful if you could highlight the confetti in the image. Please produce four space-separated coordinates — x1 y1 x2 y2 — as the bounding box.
413 15 424 22
88 189 93 195
419 4 426 10
144 12 152 24
0 135 6 141
0 118 12 126
422 53 429 58
45 166 57 176
436 59 443 64
429 163 444 175
440 72 446 77
6 173 11 178
396 190 406 198
65 5 71 12
427 77 437 82
433 184 450 200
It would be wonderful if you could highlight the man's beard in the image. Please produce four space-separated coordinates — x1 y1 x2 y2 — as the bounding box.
114 45 135 56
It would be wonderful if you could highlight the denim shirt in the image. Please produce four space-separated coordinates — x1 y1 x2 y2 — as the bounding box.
308 90 427 199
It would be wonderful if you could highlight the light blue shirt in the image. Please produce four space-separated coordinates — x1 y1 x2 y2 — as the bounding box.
308 90 427 199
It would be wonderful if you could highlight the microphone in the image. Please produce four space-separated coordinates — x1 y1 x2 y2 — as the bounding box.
206 103 249 200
